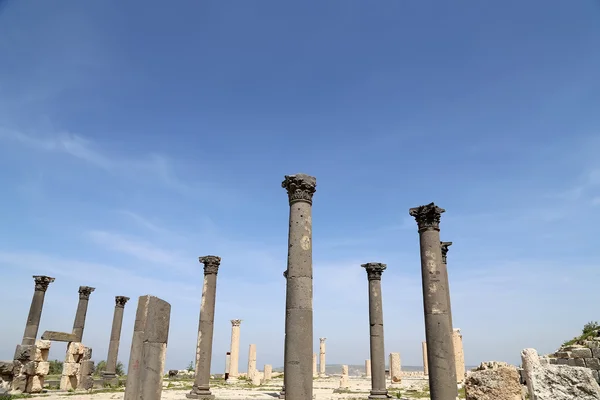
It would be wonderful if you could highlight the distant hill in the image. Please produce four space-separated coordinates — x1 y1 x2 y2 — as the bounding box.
272 364 477 376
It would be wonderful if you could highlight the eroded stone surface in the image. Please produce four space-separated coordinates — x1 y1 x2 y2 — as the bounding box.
465 364 522 400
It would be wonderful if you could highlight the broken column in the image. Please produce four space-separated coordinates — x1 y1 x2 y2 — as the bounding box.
365 359 371 377
123 296 171 400
103 296 129 384
282 173 317 400
60 342 93 391
20 276 55 347
247 344 257 380
389 353 401 384
422 342 429 376
313 354 318 377
187 256 221 400
409 202 458 400
224 352 230 380
362 262 389 399
453 329 465 383
319 338 327 377
263 364 272 382
339 365 349 390
229 319 242 378
72 286 95 343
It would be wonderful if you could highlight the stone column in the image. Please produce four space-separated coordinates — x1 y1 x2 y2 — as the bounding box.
441 241 453 328
247 344 257 379
224 352 230 380
313 354 318 377
339 365 349 389
362 262 388 399
422 342 429 376
20 276 55 346
282 173 316 400
229 320 241 378
72 286 95 343
264 364 272 381
187 256 221 400
365 359 371 377
409 203 458 400
280 270 287 399
453 329 465 383
123 295 171 400
389 353 401 384
103 296 130 382
319 338 326 376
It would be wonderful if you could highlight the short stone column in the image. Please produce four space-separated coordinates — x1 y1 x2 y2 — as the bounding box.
409 203 458 400
453 329 465 383
319 337 327 377
313 354 318 377
103 296 129 383
224 352 230 380
247 344 257 380
422 342 428 376
339 365 349 389
263 364 272 381
282 173 316 400
362 262 388 399
365 359 371 377
20 276 55 347
72 286 95 343
389 353 401 384
229 320 242 378
188 256 221 400
123 295 171 400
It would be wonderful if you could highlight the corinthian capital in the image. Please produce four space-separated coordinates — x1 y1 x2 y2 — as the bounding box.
78 286 96 300
231 319 242 327
319 337 326 343
361 262 387 280
282 173 317 205
440 241 452 264
33 275 55 292
115 296 130 308
409 202 445 231
199 255 221 275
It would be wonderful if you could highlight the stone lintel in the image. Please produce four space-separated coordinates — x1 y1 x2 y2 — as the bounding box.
41 331 77 342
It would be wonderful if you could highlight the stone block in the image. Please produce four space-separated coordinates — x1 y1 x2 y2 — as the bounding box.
80 360 95 376
594 348 600 358
555 351 571 358
593 370 600 384
82 346 93 361
10 374 27 392
26 375 44 393
34 348 50 362
548 358 558 365
67 342 85 355
557 358 568 365
62 362 80 377
13 345 34 361
35 362 50 376
573 348 594 358
65 352 82 363
21 361 36 376
568 358 586 367
586 341 600 349
79 375 94 390
0 361 14 376
35 340 51 350
41 331 77 342
60 375 78 391
465 365 522 400
587 358 600 370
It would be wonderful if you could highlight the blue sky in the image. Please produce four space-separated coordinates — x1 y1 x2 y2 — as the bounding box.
1 1 600 373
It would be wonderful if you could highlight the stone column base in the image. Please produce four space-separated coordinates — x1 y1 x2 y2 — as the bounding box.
186 385 213 400
369 389 391 399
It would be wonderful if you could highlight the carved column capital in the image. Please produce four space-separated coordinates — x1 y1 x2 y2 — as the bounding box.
282 173 317 205
361 262 387 280
319 337 326 343
78 286 96 300
115 296 130 308
409 202 445 232
283 270 288 279
231 319 242 327
199 255 221 275
440 241 453 264
33 275 55 292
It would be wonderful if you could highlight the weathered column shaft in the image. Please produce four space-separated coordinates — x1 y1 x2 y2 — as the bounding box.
247 344 257 378
441 242 453 328
389 353 401 383
313 354 317 376
229 320 241 377
72 286 95 343
319 338 326 376
365 359 371 377
363 262 388 399
422 342 429 375
282 173 316 400
410 203 458 400
188 256 221 400
280 271 288 399
453 329 465 383
21 276 55 346
104 296 129 379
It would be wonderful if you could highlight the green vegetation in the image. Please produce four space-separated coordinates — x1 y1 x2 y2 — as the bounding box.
186 361 194 372
48 360 63 375
562 320 599 347
94 360 125 376
0 395 33 400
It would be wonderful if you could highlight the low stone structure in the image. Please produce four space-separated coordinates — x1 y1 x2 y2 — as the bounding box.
10 339 52 393
0 361 14 392
465 361 522 400
547 339 600 384
338 365 349 390
60 342 94 390
522 348 600 400
389 352 401 384
263 365 272 382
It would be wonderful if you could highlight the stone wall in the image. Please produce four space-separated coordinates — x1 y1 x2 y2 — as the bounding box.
547 338 600 384
60 342 94 390
10 340 52 393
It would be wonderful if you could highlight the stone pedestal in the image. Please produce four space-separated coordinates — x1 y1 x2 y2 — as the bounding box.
103 296 129 383
453 329 465 383
124 296 171 400
362 262 389 399
20 276 55 347
422 342 429 376
263 364 272 382
187 256 221 400
409 203 458 400
229 320 242 377
282 173 316 400
319 337 327 377
72 286 95 343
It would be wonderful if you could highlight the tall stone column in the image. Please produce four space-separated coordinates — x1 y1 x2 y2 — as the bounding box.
229 319 242 378
72 286 95 343
362 262 388 399
319 338 326 376
280 270 288 399
187 256 221 400
247 344 257 379
282 173 316 400
103 296 130 382
422 342 428 376
21 275 55 346
409 203 458 400
440 242 453 328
